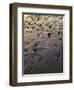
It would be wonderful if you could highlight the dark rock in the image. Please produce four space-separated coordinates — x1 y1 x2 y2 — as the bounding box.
49 25 51 28
58 31 61 35
48 33 51 38
59 38 62 40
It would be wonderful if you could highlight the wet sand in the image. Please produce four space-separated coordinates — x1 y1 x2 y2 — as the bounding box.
24 46 63 74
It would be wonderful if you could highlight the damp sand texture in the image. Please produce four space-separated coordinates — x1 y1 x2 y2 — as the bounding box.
23 14 63 74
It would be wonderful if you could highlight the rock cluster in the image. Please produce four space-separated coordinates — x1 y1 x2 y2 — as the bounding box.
24 15 63 51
